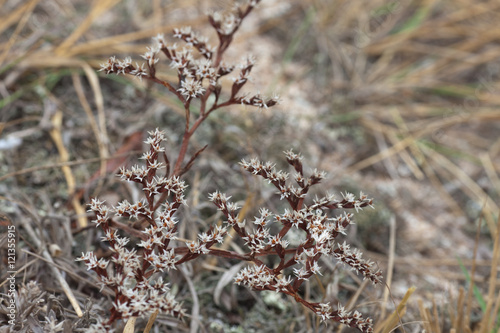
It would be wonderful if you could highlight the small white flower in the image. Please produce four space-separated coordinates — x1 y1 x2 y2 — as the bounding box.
274 275 292 293
341 191 355 203
138 238 154 250
141 46 160 67
310 261 322 275
153 33 166 48
277 185 290 200
293 266 309 280
178 78 205 99
316 303 332 322
130 62 148 80
97 258 109 269
99 56 117 74
198 232 213 243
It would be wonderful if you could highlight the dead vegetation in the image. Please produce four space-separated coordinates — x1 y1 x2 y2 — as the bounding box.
1 0 499 332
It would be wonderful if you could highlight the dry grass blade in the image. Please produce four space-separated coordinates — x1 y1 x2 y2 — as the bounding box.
80 63 108 153
352 110 500 174
386 131 424 180
123 316 136 333
0 152 139 183
455 287 466 331
0 0 37 35
375 286 416 333
418 155 465 217
179 266 200 333
417 298 441 333
0 0 39 67
480 153 500 195
347 119 419 174
19 218 83 317
420 145 499 236
213 262 245 307
72 72 108 196
350 118 463 215
61 19 200 58
143 310 159 333
388 108 425 180
479 215 500 332
379 215 396 321
49 109 87 228
464 215 483 331
56 0 122 55
416 214 500 333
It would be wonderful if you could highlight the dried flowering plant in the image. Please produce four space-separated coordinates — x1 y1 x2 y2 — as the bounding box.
77 1 383 332
98 0 277 182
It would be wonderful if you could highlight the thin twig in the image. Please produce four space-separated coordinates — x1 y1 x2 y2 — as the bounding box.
179 266 200 333
0 151 141 182
19 219 83 317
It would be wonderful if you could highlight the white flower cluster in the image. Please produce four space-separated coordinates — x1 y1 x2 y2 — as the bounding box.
185 224 228 254
99 56 147 80
77 226 184 320
209 191 245 228
117 129 188 209
232 55 255 85
334 242 382 285
172 27 214 59
337 304 374 333
236 93 279 110
114 199 150 220
209 12 242 37
218 151 381 332
99 31 217 100
88 198 110 227
141 46 160 67
78 130 187 323
81 134 380 331
240 158 289 183
315 303 374 333
284 211 354 280
99 1 279 113
234 264 294 294
234 264 275 289
178 77 206 100
112 276 184 320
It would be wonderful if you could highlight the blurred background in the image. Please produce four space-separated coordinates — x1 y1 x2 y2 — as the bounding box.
1 0 499 332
